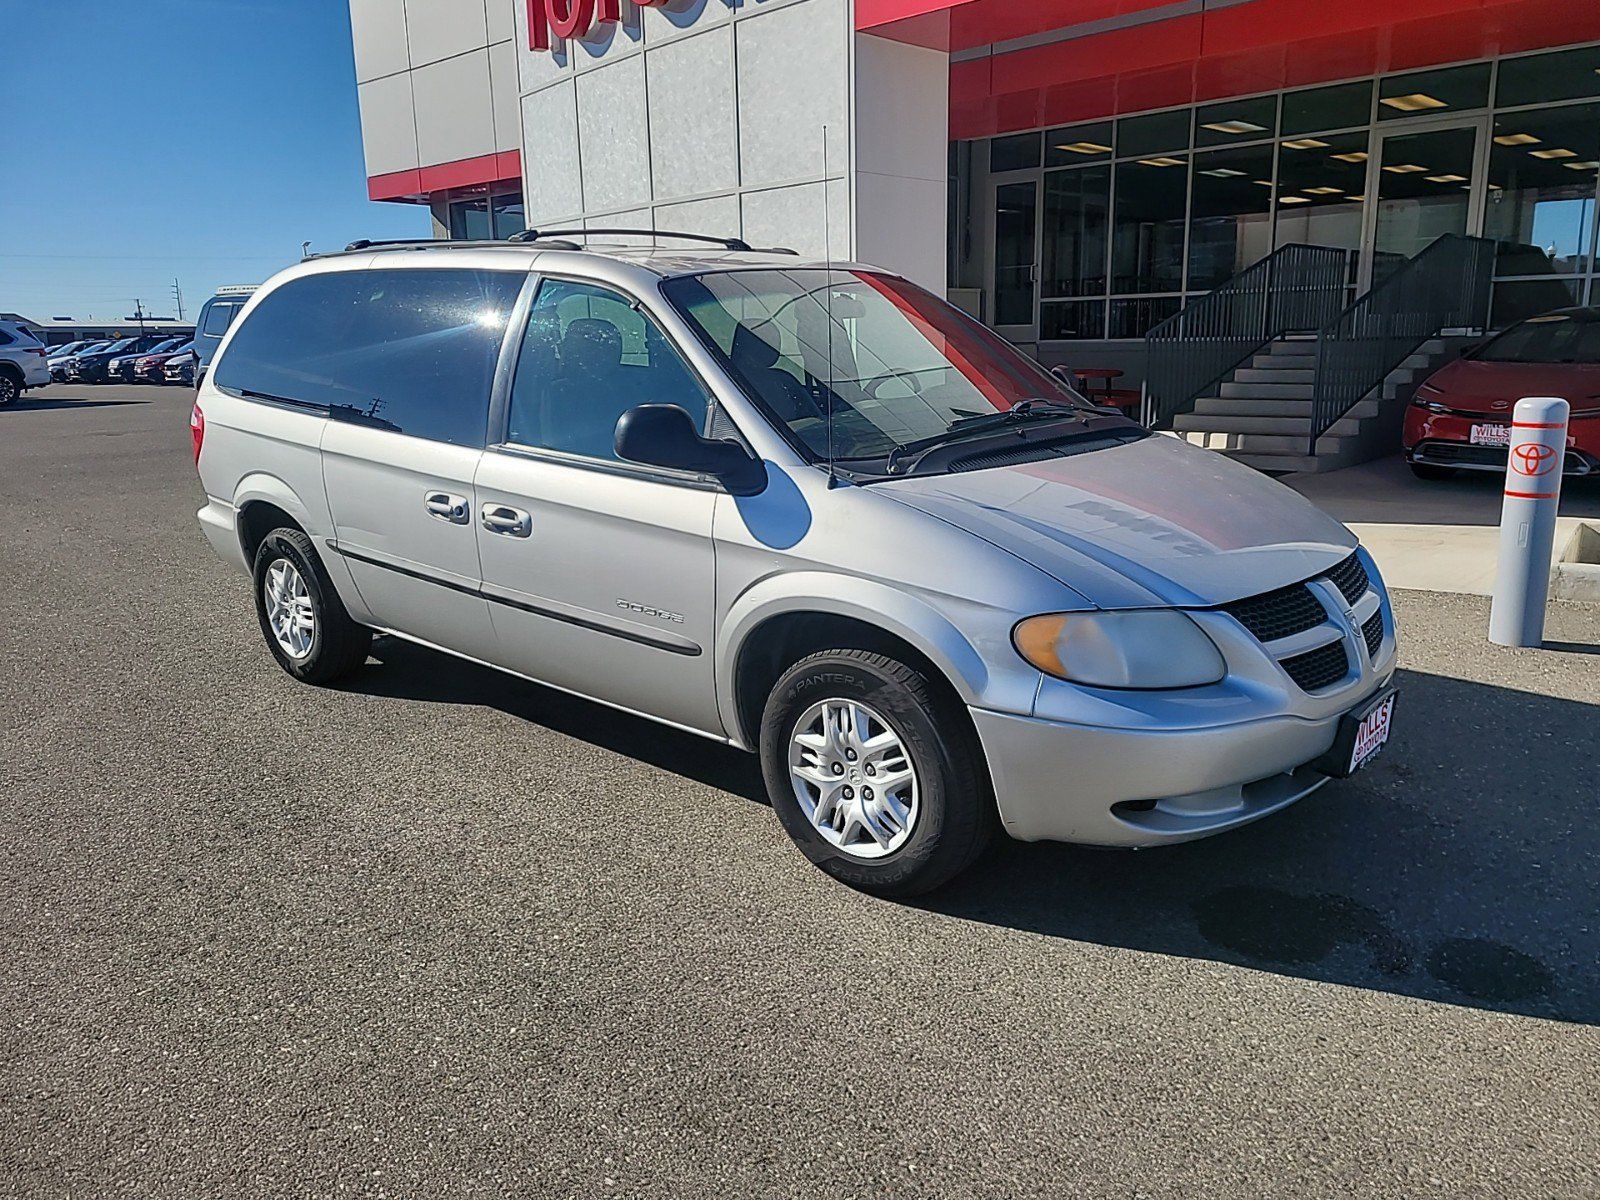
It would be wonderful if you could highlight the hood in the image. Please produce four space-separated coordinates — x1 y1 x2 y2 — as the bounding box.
879 433 1356 608
1426 357 1600 409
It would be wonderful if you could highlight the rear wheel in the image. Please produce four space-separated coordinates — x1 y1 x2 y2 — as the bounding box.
1409 461 1456 481
759 649 994 897
252 528 371 684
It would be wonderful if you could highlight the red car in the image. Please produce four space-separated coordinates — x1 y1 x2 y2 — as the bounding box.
1404 307 1600 481
132 340 194 384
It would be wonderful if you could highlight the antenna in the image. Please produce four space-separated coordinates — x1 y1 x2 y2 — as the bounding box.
822 125 838 489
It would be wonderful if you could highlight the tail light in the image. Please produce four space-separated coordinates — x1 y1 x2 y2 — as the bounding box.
190 401 205 465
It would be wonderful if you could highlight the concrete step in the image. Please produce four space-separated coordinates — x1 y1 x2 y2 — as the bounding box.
1251 354 1322 370
1174 412 1365 437
1234 367 1315 384
1265 339 1318 355
1191 397 1379 419
1220 380 1314 400
1180 430 1361 456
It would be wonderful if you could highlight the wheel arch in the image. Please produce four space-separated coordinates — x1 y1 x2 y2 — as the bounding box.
719 576 993 752
233 474 316 565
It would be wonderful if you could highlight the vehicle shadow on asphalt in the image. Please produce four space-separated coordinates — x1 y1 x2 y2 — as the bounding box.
345 642 1599 1024
8 397 152 411
924 666 1600 1025
352 636 769 804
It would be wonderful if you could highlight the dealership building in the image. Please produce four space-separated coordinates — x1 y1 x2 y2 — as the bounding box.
349 0 1600 468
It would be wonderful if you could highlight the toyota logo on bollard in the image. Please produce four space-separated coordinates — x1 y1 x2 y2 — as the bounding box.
527 0 668 50
1511 441 1556 477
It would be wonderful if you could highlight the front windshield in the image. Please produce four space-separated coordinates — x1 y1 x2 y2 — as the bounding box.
1476 311 1600 364
661 269 1101 463
104 339 136 353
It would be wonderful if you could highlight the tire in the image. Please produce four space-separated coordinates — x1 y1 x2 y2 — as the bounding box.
759 649 995 897
1409 461 1456 481
251 528 371 685
0 369 20 407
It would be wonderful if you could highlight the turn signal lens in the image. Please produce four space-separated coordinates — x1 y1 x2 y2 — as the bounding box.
1013 611 1227 689
190 402 205 465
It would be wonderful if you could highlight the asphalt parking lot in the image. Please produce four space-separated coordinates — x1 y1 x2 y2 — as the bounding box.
3 382 1599 1197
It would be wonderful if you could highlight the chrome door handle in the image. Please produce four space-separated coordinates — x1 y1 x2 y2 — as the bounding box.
481 503 532 537
424 491 470 524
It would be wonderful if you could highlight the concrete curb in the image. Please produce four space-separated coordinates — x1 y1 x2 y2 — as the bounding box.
1551 521 1600 604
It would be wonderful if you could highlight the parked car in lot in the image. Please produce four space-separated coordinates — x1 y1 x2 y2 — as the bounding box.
163 347 197 386
133 339 194 383
192 285 257 386
108 336 189 383
193 236 1397 895
0 319 52 405
68 334 174 383
50 341 109 381
47 339 93 360
1405 306 1600 480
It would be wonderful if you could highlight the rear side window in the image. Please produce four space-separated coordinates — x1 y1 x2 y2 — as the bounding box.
0 329 12 346
201 300 241 337
213 268 525 447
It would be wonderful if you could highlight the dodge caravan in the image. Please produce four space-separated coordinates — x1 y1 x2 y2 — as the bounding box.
194 232 1397 896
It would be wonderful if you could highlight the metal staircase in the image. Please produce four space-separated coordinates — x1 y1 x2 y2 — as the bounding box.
1156 234 1495 474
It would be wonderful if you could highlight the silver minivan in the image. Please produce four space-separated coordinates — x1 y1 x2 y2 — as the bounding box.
194 233 1397 895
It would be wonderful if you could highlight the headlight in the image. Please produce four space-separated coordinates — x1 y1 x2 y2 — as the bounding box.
1013 611 1226 689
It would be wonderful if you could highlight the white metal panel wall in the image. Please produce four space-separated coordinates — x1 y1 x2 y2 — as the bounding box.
413 48 499 165
357 72 422 175
515 0 853 259
350 0 409 83
403 0 490 68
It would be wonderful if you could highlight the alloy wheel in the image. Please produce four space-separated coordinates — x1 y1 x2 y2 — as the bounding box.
264 559 316 659
788 698 919 859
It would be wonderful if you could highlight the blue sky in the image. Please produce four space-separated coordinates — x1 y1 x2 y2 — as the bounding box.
1 0 430 324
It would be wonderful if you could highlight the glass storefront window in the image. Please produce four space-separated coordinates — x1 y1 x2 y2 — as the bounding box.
1041 166 1110 297
994 180 1037 326
1188 144 1276 288
1274 130 1368 253
1194 96 1277 147
1490 277 1582 327
1045 121 1113 167
991 132 1042 172
1112 157 1189 293
1282 80 1373 135
1485 104 1599 276
1109 296 1182 339
1116 109 1191 157
1040 299 1106 339
1497 44 1600 108
492 193 526 238
1378 63 1490 119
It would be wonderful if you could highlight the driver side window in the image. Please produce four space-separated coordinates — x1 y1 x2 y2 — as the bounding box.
507 279 711 463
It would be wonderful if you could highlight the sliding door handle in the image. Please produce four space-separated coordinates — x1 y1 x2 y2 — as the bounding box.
424 491 470 524
481 503 532 538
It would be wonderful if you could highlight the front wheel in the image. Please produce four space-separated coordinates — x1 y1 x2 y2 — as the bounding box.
759 649 994 897
0 371 20 406
252 528 371 684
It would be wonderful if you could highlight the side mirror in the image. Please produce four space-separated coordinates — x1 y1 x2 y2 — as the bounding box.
614 404 767 496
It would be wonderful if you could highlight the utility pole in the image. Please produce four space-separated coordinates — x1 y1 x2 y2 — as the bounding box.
171 278 185 321
132 299 147 334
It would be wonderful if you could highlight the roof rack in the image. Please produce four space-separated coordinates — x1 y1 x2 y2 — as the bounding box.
507 227 754 252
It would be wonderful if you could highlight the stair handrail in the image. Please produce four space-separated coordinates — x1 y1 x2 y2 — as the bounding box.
1308 233 1495 454
1143 242 1350 429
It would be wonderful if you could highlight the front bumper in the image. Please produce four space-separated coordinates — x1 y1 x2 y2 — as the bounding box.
972 672 1393 846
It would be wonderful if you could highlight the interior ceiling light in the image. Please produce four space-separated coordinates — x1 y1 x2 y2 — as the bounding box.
1057 141 1112 154
1565 161 1600 170
1531 148 1577 159
1381 93 1448 111
1282 138 1329 150
1494 133 1541 146
1348 195 1365 201
1201 119 1267 134
1331 151 1369 162
1382 163 1428 173
1200 167 1248 177
1426 173 1467 183
1303 186 1344 194
1138 157 1185 167
1253 179 1274 186
1278 195 1311 204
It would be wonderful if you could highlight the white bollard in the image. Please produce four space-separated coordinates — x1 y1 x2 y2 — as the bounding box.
1488 396 1570 647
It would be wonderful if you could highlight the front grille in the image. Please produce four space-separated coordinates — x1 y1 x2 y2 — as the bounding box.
1424 441 1508 467
1325 552 1369 606
1222 582 1325 642
1362 610 1384 658
1280 640 1351 692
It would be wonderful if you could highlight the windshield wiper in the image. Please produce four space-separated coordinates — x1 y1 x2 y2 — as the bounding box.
884 400 1085 475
